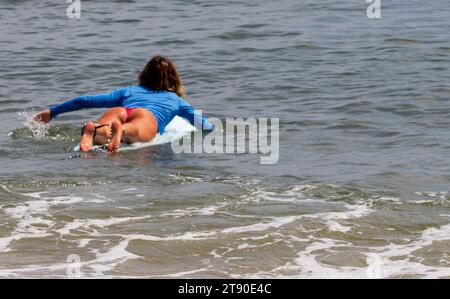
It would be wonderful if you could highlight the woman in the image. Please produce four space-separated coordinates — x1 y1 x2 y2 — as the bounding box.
34 55 214 152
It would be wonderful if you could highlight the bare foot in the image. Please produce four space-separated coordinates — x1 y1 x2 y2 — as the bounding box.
80 122 95 152
108 120 123 153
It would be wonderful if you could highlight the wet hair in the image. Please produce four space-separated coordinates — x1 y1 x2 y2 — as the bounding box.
138 55 186 98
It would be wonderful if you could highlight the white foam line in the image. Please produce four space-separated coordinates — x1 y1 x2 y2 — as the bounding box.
290 185 318 192
5 195 85 219
0 238 141 278
152 202 372 240
309 203 372 233
121 231 217 242
167 174 204 183
88 239 141 275
0 193 101 252
280 238 364 279
86 266 214 279
377 196 402 204
22 191 47 199
0 184 13 194
159 202 228 218
62 232 215 277
425 191 448 198
240 222 450 279
231 238 367 279
221 216 299 234
56 215 152 237
220 203 372 234
240 234 271 241
7 211 446 279
0 182 390 278
241 184 324 204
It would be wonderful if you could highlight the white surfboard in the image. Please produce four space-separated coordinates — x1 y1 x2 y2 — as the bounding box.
73 115 196 152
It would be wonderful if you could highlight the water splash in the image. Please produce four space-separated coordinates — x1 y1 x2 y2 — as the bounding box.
18 111 49 139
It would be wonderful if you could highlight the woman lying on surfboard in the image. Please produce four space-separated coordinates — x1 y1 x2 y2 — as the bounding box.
34 55 214 152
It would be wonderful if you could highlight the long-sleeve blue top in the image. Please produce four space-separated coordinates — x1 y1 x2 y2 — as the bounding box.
50 85 214 133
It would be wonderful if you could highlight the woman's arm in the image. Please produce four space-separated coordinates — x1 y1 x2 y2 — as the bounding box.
178 98 215 131
34 87 127 122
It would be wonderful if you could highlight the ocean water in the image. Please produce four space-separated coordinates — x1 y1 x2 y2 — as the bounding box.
0 0 450 278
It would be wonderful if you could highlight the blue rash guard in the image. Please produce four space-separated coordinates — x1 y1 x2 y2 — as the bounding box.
50 85 214 134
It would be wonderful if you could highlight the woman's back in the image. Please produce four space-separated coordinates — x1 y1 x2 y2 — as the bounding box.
121 85 192 133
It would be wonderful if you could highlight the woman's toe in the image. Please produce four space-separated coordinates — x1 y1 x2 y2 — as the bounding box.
108 121 122 152
80 122 95 152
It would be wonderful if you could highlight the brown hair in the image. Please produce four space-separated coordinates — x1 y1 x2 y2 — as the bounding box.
138 55 186 98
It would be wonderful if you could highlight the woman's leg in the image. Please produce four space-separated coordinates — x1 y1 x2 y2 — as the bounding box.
108 108 158 152
80 107 127 152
